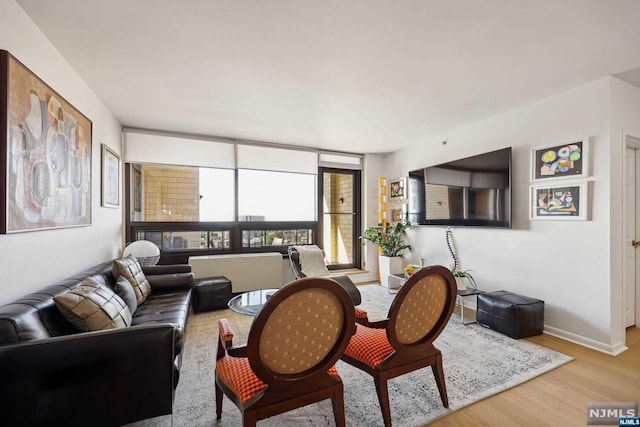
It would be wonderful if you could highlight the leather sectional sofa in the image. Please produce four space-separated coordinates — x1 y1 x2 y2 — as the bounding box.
0 259 195 426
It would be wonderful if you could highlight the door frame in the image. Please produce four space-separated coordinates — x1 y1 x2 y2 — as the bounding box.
317 167 362 270
622 132 640 332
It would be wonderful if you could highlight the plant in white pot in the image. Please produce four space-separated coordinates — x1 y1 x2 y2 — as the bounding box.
446 228 477 290
360 221 411 288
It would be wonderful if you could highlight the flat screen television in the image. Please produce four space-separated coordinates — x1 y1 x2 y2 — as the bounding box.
407 147 512 228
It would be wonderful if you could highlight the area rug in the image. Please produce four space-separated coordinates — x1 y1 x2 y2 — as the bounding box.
127 284 573 427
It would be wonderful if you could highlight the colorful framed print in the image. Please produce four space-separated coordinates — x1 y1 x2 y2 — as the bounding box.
531 139 589 182
530 181 588 220
0 50 92 233
101 144 119 208
389 177 406 200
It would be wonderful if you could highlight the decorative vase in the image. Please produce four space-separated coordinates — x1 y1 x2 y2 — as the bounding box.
379 255 404 288
455 276 467 291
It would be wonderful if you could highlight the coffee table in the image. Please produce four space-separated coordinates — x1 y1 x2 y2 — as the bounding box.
227 289 277 316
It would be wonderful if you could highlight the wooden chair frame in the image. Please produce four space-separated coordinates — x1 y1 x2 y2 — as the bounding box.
341 265 456 426
215 277 356 427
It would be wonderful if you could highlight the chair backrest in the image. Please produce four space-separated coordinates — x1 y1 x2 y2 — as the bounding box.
247 277 355 387
287 246 305 279
386 265 456 353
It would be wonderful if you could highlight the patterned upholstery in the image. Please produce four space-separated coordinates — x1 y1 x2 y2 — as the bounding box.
112 255 152 305
218 319 233 342
394 275 447 344
217 355 339 403
339 265 457 427
259 288 343 374
354 307 368 319
215 277 355 426
53 277 132 332
344 324 394 368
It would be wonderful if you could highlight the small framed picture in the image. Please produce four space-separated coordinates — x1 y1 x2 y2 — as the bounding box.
391 209 403 222
101 144 120 208
530 181 588 220
531 138 589 182
389 177 406 199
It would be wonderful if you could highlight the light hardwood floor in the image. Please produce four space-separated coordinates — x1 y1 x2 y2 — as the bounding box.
430 311 640 427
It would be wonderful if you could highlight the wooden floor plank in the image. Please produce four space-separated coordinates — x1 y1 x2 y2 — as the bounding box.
427 314 640 427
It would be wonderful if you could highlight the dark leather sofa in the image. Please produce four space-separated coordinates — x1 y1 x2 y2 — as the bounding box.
0 260 195 426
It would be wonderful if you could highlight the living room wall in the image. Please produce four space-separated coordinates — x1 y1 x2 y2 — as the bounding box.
0 0 123 305
386 77 624 353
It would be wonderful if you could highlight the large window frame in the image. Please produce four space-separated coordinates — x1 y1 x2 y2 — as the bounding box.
125 164 319 264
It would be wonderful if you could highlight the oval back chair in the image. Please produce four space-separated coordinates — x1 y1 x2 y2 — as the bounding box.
215 277 356 427
341 265 456 426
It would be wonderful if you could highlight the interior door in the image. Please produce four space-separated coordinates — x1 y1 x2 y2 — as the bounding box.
623 145 637 327
319 168 361 270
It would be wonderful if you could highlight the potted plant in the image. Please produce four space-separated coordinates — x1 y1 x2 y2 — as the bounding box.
450 264 477 290
360 221 411 288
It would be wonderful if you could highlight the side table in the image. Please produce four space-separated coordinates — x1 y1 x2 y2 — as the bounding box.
457 287 484 325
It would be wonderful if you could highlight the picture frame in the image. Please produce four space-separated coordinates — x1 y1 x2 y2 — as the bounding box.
101 144 120 208
390 203 408 223
389 177 406 200
529 181 589 220
0 50 92 233
530 138 589 182
132 164 142 213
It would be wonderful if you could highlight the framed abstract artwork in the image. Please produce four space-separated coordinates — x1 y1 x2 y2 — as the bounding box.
389 177 406 200
529 181 589 220
101 144 119 208
0 50 92 233
530 138 589 182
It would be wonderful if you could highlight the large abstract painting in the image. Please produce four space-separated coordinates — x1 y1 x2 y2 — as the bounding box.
1 51 92 233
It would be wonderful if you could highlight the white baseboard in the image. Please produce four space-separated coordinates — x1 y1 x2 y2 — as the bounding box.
543 325 628 355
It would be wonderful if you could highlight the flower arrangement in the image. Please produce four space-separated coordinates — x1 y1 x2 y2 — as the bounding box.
360 221 411 257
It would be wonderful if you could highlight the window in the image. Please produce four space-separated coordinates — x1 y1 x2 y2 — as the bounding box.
238 169 316 221
130 163 234 222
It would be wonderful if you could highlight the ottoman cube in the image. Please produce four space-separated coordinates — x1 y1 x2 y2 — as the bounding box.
477 291 544 339
192 276 232 313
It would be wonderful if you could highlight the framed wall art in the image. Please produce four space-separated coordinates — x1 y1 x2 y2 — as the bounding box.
389 177 406 200
390 203 407 223
530 138 589 182
0 50 92 233
101 144 119 208
529 181 589 220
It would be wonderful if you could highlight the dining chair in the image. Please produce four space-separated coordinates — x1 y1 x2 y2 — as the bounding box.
340 265 457 426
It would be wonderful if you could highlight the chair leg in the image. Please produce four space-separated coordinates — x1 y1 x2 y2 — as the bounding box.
331 383 346 427
215 380 223 419
374 373 392 427
243 411 257 427
431 354 449 408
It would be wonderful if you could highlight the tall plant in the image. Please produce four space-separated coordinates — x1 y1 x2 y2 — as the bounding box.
360 221 411 257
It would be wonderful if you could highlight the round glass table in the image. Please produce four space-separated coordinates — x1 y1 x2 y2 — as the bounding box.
227 289 278 316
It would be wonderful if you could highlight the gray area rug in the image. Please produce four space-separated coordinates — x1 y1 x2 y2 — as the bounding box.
128 284 572 427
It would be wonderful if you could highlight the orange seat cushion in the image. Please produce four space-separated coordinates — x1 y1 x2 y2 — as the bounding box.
344 324 394 368
216 356 340 403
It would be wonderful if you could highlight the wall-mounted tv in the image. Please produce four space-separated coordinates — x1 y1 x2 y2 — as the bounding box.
407 147 512 228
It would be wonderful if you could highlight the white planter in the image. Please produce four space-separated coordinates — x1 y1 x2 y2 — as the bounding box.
379 255 404 288
455 276 468 291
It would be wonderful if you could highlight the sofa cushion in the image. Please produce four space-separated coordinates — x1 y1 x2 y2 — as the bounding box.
54 278 132 332
113 255 151 305
114 275 138 314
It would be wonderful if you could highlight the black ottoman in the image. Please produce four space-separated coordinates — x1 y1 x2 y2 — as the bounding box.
477 291 544 339
192 276 232 313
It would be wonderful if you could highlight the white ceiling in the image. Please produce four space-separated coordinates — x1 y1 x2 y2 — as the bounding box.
16 0 640 154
